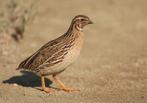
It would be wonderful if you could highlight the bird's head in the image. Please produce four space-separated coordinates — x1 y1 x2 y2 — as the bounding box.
71 15 93 31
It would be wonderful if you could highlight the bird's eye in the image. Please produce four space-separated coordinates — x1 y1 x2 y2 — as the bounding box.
81 19 85 21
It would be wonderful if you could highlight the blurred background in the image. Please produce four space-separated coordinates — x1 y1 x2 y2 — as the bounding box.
0 0 147 103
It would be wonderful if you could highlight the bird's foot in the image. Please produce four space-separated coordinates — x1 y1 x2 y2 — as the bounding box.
42 87 55 93
62 87 80 92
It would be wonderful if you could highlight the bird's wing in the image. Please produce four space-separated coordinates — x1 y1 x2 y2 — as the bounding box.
18 35 74 71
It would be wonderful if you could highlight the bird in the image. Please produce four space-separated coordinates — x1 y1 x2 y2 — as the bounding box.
16 15 93 93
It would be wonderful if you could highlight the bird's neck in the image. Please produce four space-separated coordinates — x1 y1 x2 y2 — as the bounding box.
65 22 83 38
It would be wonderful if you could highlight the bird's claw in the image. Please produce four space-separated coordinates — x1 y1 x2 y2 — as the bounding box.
42 87 55 93
62 87 80 92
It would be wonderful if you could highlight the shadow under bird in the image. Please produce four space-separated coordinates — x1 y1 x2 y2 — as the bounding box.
17 15 93 93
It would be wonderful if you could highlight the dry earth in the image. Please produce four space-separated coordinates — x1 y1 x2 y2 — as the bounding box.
0 0 147 103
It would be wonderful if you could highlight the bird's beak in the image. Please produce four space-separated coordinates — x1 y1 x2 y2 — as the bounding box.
88 20 93 24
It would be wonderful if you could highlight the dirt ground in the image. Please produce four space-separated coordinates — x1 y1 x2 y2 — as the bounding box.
0 0 147 103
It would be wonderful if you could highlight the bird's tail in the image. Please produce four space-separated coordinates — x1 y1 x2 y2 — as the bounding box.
16 67 21 70
16 59 27 70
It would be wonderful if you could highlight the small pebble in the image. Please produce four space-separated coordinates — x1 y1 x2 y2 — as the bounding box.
13 83 18 86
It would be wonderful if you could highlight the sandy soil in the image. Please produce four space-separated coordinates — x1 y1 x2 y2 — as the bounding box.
0 0 147 103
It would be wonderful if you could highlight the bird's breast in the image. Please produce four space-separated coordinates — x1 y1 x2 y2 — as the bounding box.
66 32 84 62
41 32 84 75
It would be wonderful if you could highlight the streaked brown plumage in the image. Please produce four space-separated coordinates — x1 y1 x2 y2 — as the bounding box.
17 15 93 93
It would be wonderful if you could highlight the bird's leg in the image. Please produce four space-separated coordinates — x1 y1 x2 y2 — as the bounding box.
52 74 80 92
41 75 54 93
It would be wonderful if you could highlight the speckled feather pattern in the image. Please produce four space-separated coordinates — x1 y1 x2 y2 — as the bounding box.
18 31 83 75
17 15 91 75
